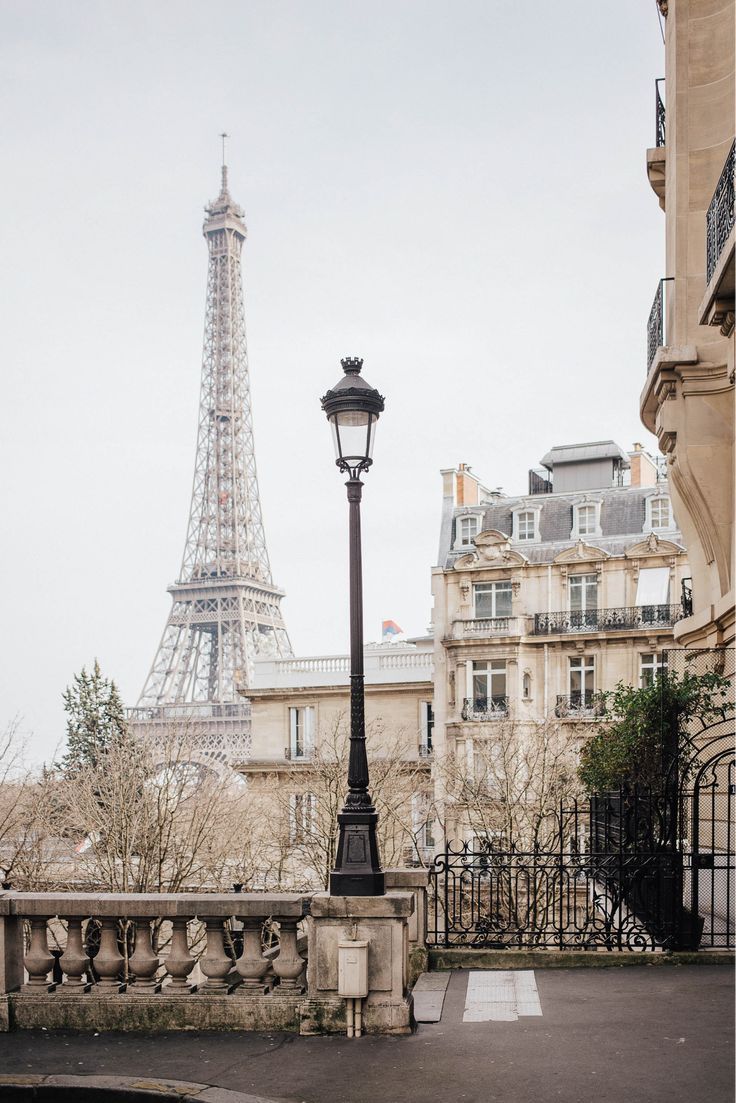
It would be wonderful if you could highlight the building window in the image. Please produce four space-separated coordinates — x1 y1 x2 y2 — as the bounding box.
517 511 536 541
569 656 595 707
472 660 507 706
412 792 435 852
646 496 673 531
420 701 434 756
635 567 670 608
640 652 667 687
288 706 314 759
569 573 598 614
288 792 316 842
456 515 480 547
473 581 512 618
522 671 532 699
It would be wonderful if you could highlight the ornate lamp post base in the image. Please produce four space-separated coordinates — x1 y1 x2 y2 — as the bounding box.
330 811 385 897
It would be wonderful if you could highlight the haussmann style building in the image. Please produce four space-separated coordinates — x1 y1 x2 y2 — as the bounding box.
430 443 691 846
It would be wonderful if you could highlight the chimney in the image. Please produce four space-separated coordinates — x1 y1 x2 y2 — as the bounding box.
629 444 658 487
455 463 480 506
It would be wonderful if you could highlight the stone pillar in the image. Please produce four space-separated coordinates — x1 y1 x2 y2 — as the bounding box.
302 892 413 1035
0 895 23 996
383 869 430 984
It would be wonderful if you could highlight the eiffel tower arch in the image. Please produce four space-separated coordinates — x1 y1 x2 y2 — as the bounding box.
128 158 292 765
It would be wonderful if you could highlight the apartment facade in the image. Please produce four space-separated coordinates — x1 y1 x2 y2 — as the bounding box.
431 446 691 844
235 642 435 884
642 0 734 648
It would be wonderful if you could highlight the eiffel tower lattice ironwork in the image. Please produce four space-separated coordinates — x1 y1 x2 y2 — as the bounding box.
130 159 292 761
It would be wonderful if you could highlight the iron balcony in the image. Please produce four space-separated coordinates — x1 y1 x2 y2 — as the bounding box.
461 696 509 721
533 604 684 636
706 140 735 285
554 693 606 719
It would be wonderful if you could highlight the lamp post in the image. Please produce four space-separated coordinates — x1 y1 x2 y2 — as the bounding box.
321 356 386 896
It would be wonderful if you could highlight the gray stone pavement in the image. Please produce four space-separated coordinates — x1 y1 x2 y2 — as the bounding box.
0 966 732 1103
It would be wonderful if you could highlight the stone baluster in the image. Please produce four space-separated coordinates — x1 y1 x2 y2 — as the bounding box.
163 918 195 994
23 917 54 991
128 919 160 993
59 918 90 990
235 919 270 994
199 918 233 993
271 919 305 992
92 918 124 991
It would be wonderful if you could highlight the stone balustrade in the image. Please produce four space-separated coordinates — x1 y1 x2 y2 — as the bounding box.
0 885 421 1035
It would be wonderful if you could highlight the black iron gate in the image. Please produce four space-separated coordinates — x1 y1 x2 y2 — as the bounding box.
429 648 734 951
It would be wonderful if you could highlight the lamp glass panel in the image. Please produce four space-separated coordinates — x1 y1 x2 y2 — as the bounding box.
331 410 377 465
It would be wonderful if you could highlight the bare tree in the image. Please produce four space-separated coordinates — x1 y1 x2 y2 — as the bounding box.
265 714 434 891
435 718 584 938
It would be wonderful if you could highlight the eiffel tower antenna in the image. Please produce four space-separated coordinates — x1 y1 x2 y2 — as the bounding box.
130 150 292 762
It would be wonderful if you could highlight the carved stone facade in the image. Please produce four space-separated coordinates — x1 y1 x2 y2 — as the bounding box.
431 455 691 845
641 0 734 648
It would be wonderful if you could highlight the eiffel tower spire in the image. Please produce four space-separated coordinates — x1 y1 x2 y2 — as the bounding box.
132 155 291 758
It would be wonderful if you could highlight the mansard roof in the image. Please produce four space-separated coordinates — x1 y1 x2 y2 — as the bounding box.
439 483 683 569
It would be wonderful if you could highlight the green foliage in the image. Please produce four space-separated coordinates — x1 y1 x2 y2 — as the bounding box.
578 669 731 793
60 660 129 775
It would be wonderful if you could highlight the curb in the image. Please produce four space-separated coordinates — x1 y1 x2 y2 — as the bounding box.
428 948 735 970
0 1074 283 1102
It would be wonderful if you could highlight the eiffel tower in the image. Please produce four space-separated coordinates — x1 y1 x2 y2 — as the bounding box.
130 152 292 761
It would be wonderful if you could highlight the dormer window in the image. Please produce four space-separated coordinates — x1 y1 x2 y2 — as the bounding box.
512 506 540 543
646 495 673 531
518 512 535 540
571 500 602 540
577 505 596 536
454 513 482 549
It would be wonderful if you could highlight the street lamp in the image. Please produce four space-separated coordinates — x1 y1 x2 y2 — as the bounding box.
321 356 385 896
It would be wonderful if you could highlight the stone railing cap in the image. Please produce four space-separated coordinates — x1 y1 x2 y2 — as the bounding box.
309 891 414 919
383 868 431 888
4 892 310 920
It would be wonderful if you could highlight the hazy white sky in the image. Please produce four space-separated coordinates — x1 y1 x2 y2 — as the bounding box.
1 1 666 763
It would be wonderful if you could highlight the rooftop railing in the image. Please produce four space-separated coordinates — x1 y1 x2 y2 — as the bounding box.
706 140 735 285
533 605 683 636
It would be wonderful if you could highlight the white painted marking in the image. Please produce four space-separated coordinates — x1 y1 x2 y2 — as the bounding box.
463 970 542 1022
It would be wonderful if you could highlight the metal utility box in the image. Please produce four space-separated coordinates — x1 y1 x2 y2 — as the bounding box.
338 940 369 997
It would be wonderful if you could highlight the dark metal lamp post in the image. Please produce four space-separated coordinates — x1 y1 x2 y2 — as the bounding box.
321 356 385 896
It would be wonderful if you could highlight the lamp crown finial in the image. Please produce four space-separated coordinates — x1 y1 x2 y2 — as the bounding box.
341 356 363 375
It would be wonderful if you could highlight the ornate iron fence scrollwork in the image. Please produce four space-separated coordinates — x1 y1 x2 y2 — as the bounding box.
533 604 683 636
706 140 735 284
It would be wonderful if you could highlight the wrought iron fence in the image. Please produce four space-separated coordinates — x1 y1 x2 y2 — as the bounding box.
706 140 735 284
461 696 509 721
428 795 682 951
655 78 666 148
533 604 683 635
430 649 735 952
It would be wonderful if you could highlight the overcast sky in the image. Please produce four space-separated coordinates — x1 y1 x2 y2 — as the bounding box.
1 0 666 763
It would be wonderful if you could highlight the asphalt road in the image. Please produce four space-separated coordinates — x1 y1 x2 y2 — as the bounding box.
0 966 732 1103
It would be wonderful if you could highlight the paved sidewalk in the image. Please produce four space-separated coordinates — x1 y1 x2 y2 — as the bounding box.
0 966 732 1103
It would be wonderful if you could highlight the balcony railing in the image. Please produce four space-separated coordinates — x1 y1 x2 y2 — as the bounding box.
418 743 434 759
554 693 606 720
706 140 735 284
647 277 673 373
655 78 666 148
461 696 509 721
455 616 520 637
533 605 683 635
681 577 693 618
